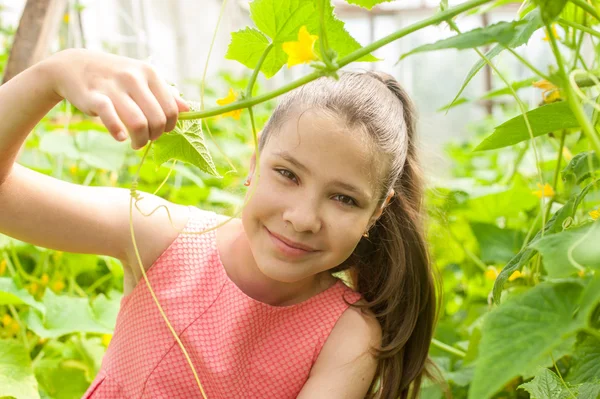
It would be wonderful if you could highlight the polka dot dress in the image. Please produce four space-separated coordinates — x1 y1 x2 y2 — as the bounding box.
82 207 362 399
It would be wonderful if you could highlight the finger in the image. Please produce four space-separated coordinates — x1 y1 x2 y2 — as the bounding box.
129 85 167 141
148 80 180 134
112 95 150 150
87 93 128 142
172 88 190 113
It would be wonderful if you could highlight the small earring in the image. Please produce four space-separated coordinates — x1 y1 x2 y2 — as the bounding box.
362 230 369 238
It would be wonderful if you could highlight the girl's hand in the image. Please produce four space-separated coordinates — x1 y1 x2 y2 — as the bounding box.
46 49 189 150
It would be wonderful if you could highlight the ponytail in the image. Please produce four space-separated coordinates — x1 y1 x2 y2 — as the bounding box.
332 73 445 398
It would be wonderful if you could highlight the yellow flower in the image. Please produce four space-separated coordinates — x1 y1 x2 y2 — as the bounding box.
2 314 12 327
282 26 319 68
9 321 20 334
216 88 243 120
578 269 585 278
40 274 50 285
590 209 600 220
69 164 78 175
51 280 66 292
0 260 6 275
508 270 522 282
532 183 555 199
543 24 559 41
532 79 555 91
484 266 499 281
101 334 113 347
27 282 39 296
63 13 69 24
533 79 561 103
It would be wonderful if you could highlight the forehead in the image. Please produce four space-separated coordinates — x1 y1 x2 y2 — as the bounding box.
264 109 385 194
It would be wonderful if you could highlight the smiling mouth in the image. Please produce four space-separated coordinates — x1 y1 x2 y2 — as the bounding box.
265 227 318 257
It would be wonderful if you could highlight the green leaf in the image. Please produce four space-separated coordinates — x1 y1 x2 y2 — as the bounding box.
153 115 219 177
470 222 524 263
0 277 45 313
0 340 39 399
345 0 394 10
34 359 90 399
562 151 600 186
226 0 376 78
90 292 121 330
225 27 270 70
400 20 529 61
531 221 600 278
493 180 597 303
567 335 600 384
474 102 578 151
518 368 571 399
461 176 538 223
447 9 543 109
39 131 127 172
469 282 588 399
25 290 113 339
577 382 600 399
534 0 568 23
314 0 378 63
75 131 127 172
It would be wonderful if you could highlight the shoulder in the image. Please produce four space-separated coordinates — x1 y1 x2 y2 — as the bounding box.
297 300 382 398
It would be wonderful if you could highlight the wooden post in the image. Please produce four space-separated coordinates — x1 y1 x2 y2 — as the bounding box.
2 0 68 83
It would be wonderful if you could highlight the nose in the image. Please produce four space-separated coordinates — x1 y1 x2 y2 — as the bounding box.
282 195 322 234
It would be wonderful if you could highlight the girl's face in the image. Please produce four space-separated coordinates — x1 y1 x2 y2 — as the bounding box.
241 110 385 284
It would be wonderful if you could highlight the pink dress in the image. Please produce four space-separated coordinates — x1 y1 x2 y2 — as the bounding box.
82 207 362 398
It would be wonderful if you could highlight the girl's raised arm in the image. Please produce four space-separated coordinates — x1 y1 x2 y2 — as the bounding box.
0 49 190 281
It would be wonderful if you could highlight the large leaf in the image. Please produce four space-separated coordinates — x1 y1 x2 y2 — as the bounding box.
0 340 39 399
447 9 543 109
25 290 113 339
469 282 590 399
562 151 600 186
39 131 127 172
314 0 378 63
470 222 524 263
226 0 375 78
460 176 538 223
493 180 598 303
399 20 529 61
534 0 568 23
531 221 600 278
567 335 600 384
0 277 45 313
518 368 571 399
345 0 394 9
34 359 90 399
153 116 219 177
474 102 579 151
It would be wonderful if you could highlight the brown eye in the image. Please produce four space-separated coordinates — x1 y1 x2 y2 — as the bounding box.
333 194 357 207
275 168 298 183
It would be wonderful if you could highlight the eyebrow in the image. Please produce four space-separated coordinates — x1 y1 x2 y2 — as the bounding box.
274 151 372 200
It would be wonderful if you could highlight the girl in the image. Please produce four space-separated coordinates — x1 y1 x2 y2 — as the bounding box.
0 49 440 398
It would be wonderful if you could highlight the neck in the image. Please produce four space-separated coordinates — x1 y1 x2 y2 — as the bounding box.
222 222 334 307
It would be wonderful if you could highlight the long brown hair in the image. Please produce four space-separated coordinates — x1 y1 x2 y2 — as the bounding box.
258 71 443 398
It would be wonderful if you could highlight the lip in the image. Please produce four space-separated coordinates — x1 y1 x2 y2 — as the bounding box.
266 227 318 257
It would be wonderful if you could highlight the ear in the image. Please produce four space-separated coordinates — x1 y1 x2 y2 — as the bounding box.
367 190 394 228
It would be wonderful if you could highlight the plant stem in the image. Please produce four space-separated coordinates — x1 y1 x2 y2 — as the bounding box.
8 304 28 351
246 44 273 98
179 0 492 120
543 131 566 225
506 48 551 81
547 22 600 158
431 338 466 358
570 0 600 22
